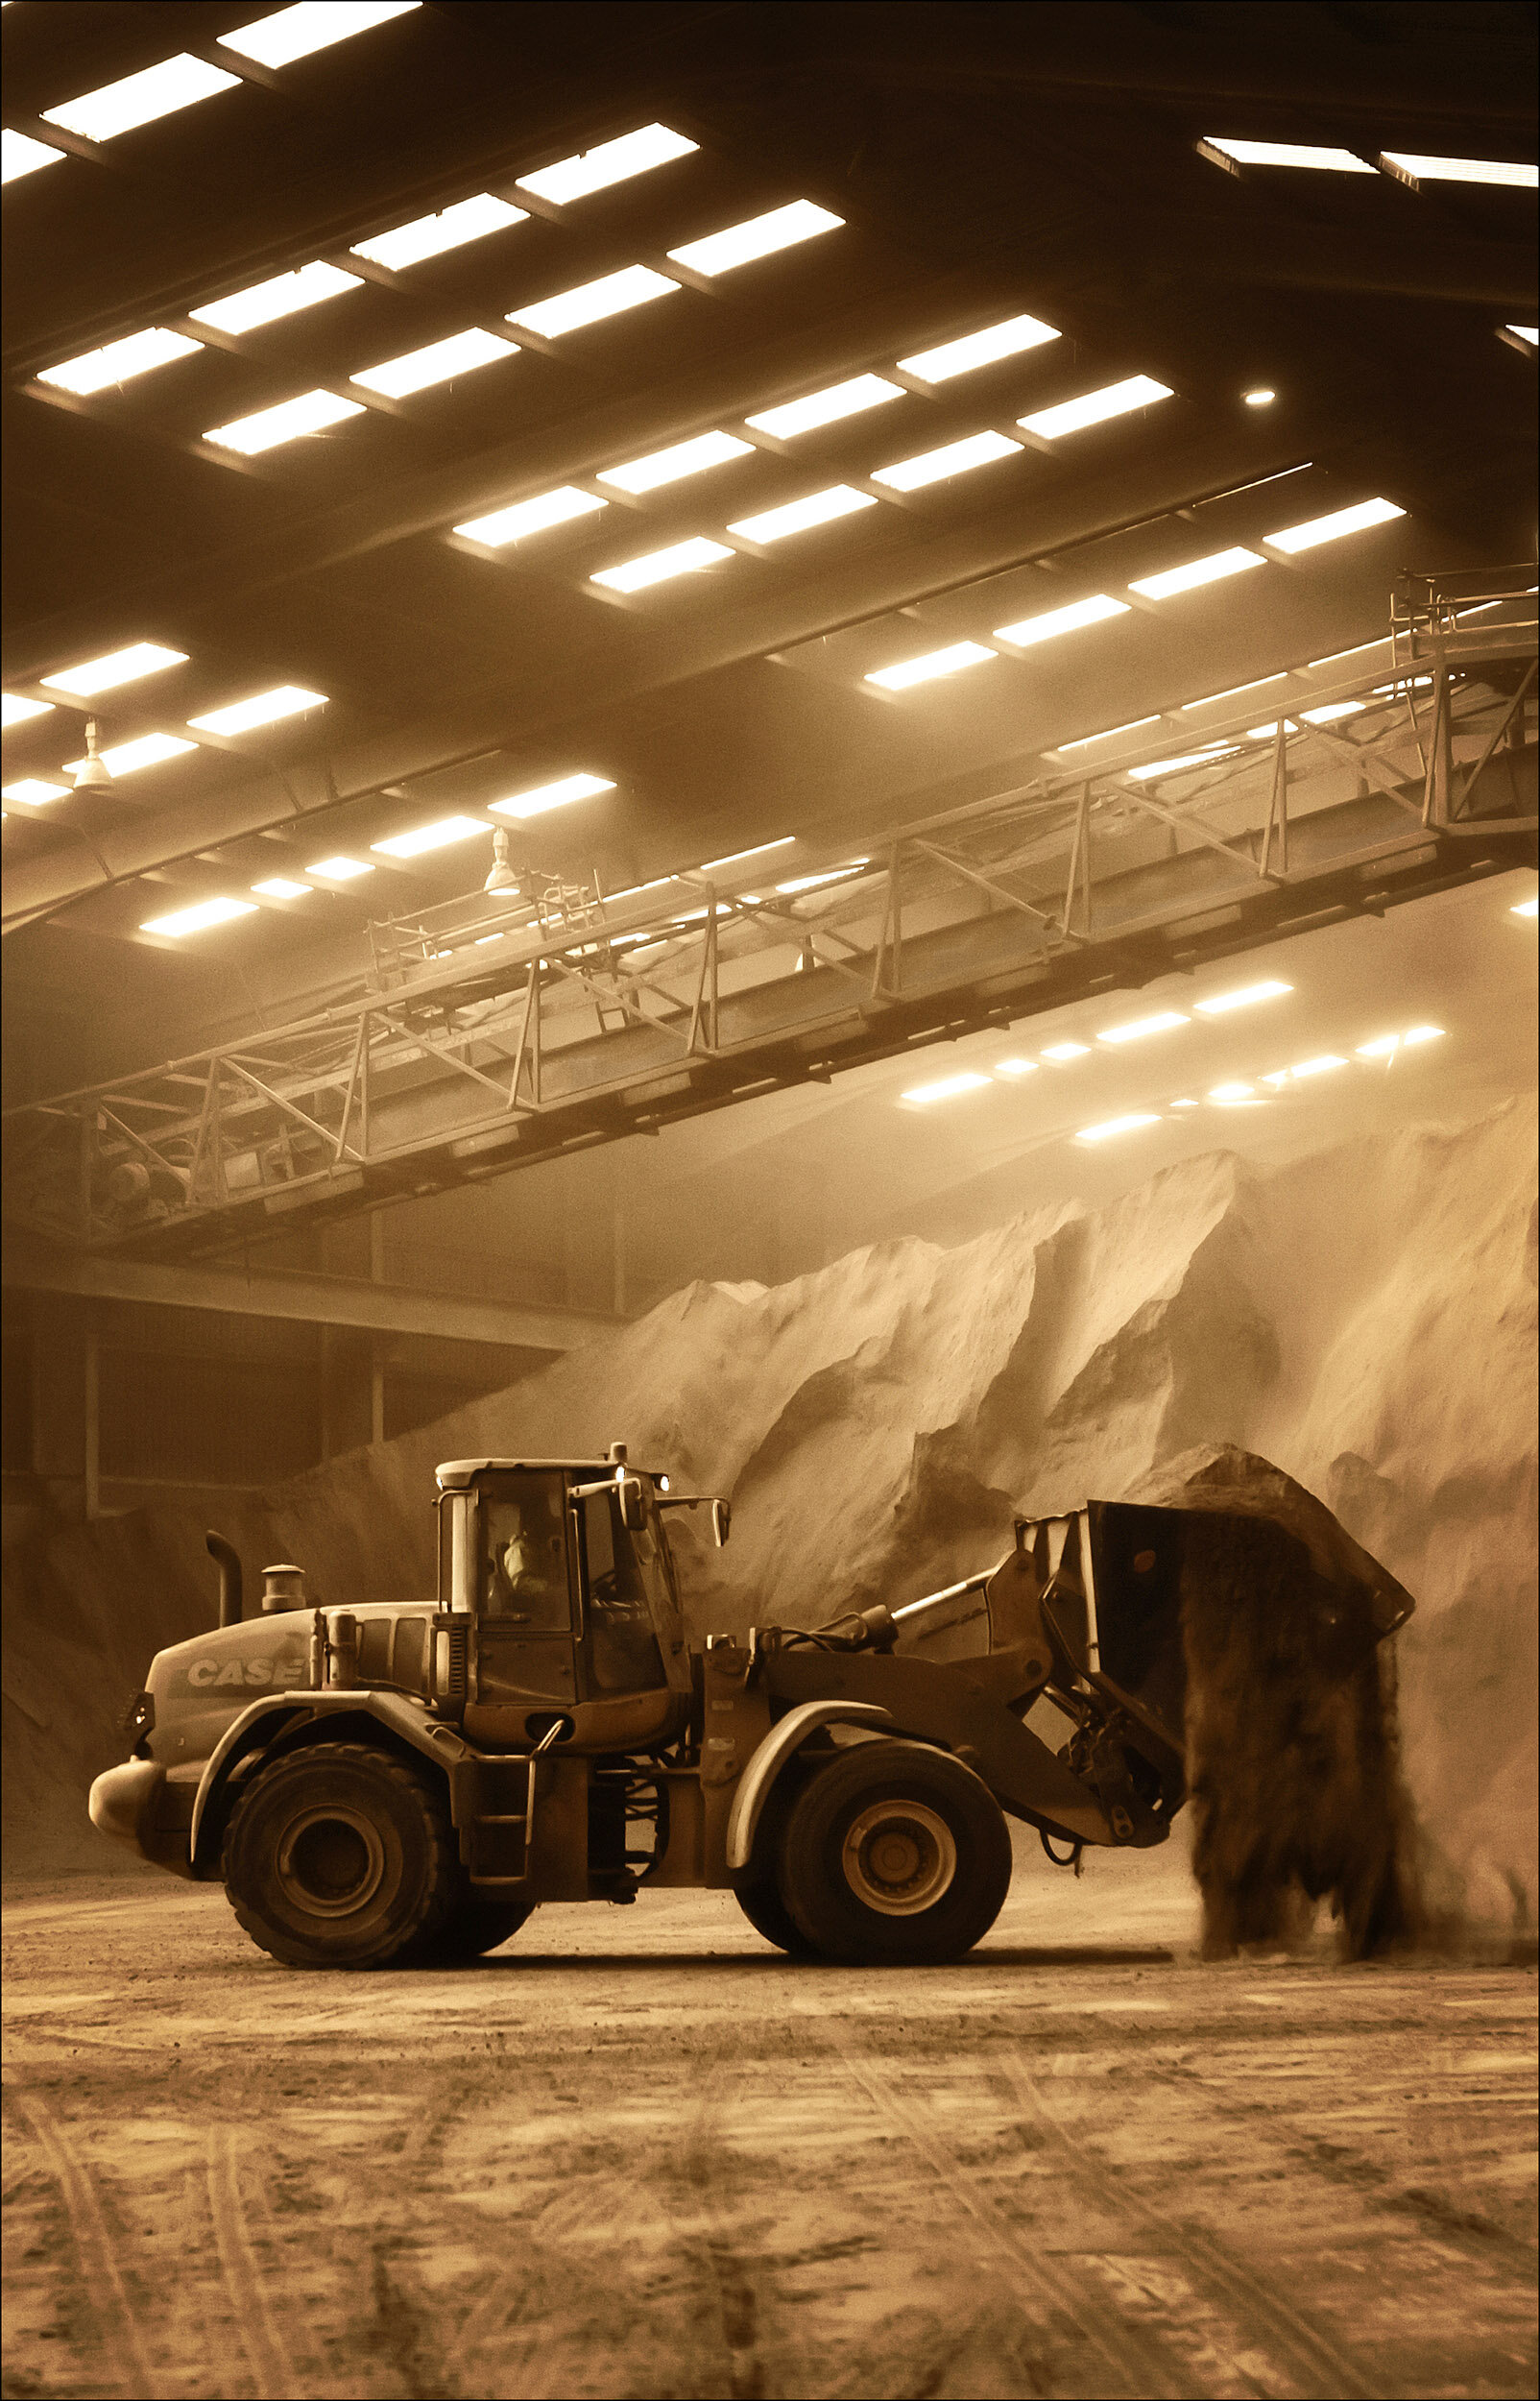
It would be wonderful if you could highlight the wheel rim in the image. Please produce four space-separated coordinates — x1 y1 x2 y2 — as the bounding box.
276 1805 386 1919
840 1799 957 1916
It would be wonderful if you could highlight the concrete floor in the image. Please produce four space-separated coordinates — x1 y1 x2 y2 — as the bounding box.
2 1852 1534 2401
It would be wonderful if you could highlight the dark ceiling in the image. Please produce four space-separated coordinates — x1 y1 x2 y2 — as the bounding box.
3 0 1535 1101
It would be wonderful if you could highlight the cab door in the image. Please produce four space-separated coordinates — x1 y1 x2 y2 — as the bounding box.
470 1471 577 1719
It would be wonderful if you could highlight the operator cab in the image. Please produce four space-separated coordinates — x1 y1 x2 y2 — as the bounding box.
433 1452 699 1749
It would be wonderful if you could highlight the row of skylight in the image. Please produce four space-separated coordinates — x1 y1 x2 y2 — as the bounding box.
901 980 1294 1101
2 5 422 182
1199 137 1537 189
1073 1028 1446 1145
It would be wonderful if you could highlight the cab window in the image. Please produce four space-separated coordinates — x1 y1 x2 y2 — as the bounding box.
578 1489 664 1692
479 1473 570 1633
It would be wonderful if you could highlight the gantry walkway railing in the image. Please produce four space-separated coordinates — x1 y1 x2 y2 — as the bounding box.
4 569 1534 1260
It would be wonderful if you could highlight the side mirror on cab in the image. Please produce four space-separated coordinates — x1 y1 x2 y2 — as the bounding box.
618 1474 647 1533
711 1498 732 1549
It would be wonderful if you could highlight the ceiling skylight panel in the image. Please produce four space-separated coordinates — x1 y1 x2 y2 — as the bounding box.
454 488 607 546
2 780 69 804
747 376 903 439
220 3 420 69
1125 746 1239 780
1129 546 1266 599
1202 136 1374 173
1263 497 1405 551
1052 717 1160 751
306 855 373 879
350 193 527 268
872 429 1022 491
666 200 843 278
993 594 1129 646
1182 674 1287 709
38 328 204 395
42 57 240 142
865 643 996 691
1097 1011 1189 1044
2 131 66 183
352 327 518 396
590 538 734 593
1018 375 1173 440
1193 981 1291 1015
62 732 198 776
187 687 326 735
205 391 366 453
517 124 698 205
252 878 313 898
489 773 614 819
191 260 361 333
728 486 876 543
141 897 257 937
902 1072 993 1104
1379 152 1537 189
2 694 55 727
597 430 753 493
1075 1114 1163 1144
507 265 678 338
898 315 1060 382
42 643 187 695
373 814 491 858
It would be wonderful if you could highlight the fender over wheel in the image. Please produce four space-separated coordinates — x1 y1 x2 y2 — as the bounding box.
777 1740 1013 1965
223 1742 457 1969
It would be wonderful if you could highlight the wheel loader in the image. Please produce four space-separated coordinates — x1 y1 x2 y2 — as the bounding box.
87 1444 1408 1968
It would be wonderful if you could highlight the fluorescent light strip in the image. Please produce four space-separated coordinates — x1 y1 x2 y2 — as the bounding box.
1182 675 1287 710
902 1072 992 1104
2 780 68 804
43 643 187 695
2 694 55 727
508 264 678 339
865 642 996 691
351 193 527 269
306 855 373 879
455 487 606 546
1125 746 1239 781
1202 136 1374 174
1053 716 1161 752
598 430 752 493
38 328 203 395
993 594 1129 646
1504 325 1538 349
666 199 842 278
1288 1055 1348 1078
728 486 876 544
191 260 361 333
898 314 1060 382
1042 1042 1089 1061
1513 896 1539 918
777 861 868 893
141 897 257 938
489 773 614 819
1129 546 1266 599
3 130 66 183
1210 1082 1261 1104
994 1058 1037 1077
1380 152 1537 189
352 327 517 397
373 814 491 858
1263 497 1404 552
700 837 795 872
205 390 366 453
1019 375 1173 440
188 686 326 736
43 56 240 142
252 877 312 899
1097 1010 1189 1045
1306 640 1387 671
517 124 697 206
63 733 197 776
872 429 1022 490
1192 981 1291 1015
746 375 903 439
590 538 733 593
220 3 420 69
1075 1113 1163 1144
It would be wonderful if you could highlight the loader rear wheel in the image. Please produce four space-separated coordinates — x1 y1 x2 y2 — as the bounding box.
779 1741 1012 1965
224 1742 455 1970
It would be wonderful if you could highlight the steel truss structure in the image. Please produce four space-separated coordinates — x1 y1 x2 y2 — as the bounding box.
5 572 1534 1262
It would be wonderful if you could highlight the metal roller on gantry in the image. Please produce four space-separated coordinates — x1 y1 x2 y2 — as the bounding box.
4 568 1533 1260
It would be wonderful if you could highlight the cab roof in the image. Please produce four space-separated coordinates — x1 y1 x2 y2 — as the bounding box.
435 1457 644 1491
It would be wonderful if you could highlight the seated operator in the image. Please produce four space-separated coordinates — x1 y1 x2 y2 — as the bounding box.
485 1497 565 1624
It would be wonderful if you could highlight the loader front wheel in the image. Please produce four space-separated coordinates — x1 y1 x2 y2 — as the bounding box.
224 1742 456 1969
779 1741 1011 1965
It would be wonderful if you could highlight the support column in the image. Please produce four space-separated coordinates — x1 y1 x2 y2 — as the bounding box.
370 1213 387 1444
84 1317 100 1521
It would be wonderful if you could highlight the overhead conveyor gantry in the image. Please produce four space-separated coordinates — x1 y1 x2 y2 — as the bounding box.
4 572 1533 1263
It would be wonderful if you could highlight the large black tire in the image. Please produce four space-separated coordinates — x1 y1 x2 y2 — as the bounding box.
223 1742 457 1969
778 1740 1013 1965
413 1891 536 1963
734 1874 817 1958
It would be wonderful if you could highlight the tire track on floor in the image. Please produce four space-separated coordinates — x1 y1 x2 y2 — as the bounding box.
205 2125 300 2401
999 2047 1383 2401
8 2086 165 2401
655 2049 775 2400
807 2012 1186 2401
